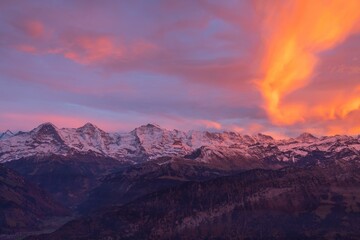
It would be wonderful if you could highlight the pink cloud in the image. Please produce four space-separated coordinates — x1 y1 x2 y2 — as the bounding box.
131 41 158 58
196 119 222 130
15 44 37 53
0 113 133 132
13 31 158 66
228 125 244 133
0 113 87 131
63 35 123 64
17 20 45 38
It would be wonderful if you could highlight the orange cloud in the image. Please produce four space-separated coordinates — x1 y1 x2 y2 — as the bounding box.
257 0 360 127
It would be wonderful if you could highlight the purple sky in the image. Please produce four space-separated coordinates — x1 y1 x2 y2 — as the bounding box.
0 1 359 137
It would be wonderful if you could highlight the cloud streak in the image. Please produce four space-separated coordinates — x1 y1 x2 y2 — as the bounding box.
257 0 360 128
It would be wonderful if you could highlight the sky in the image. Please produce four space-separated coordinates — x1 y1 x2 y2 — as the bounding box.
0 0 359 137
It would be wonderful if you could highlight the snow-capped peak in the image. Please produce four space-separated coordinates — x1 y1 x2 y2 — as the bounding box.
253 133 274 143
32 122 58 133
76 123 105 137
26 122 65 148
296 132 318 142
0 130 14 139
79 122 99 131
135 123 163 131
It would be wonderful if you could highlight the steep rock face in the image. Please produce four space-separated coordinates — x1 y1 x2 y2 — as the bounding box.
0 164 69 234
62 123 111 154
131 124 192 160
1 123 360 166
32 123 64 144
27 159 360 240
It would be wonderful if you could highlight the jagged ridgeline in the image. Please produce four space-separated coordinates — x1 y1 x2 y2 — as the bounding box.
1 122 359 164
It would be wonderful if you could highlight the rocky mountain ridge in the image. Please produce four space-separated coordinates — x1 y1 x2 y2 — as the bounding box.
1 123 359 165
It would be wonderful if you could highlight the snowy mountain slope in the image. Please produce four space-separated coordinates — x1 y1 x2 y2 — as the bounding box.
0 122 359 164
0 129 14 139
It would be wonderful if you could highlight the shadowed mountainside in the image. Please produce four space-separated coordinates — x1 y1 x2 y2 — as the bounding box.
4 153 126 208
0 164 69 234
27 159 360 240
77 157 247 214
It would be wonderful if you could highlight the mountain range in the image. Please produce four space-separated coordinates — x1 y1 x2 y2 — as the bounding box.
1 123 360 239
1 122 359 165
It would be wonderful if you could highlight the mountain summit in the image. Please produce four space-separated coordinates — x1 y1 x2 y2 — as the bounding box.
0 130 14 139
296 132 318 142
